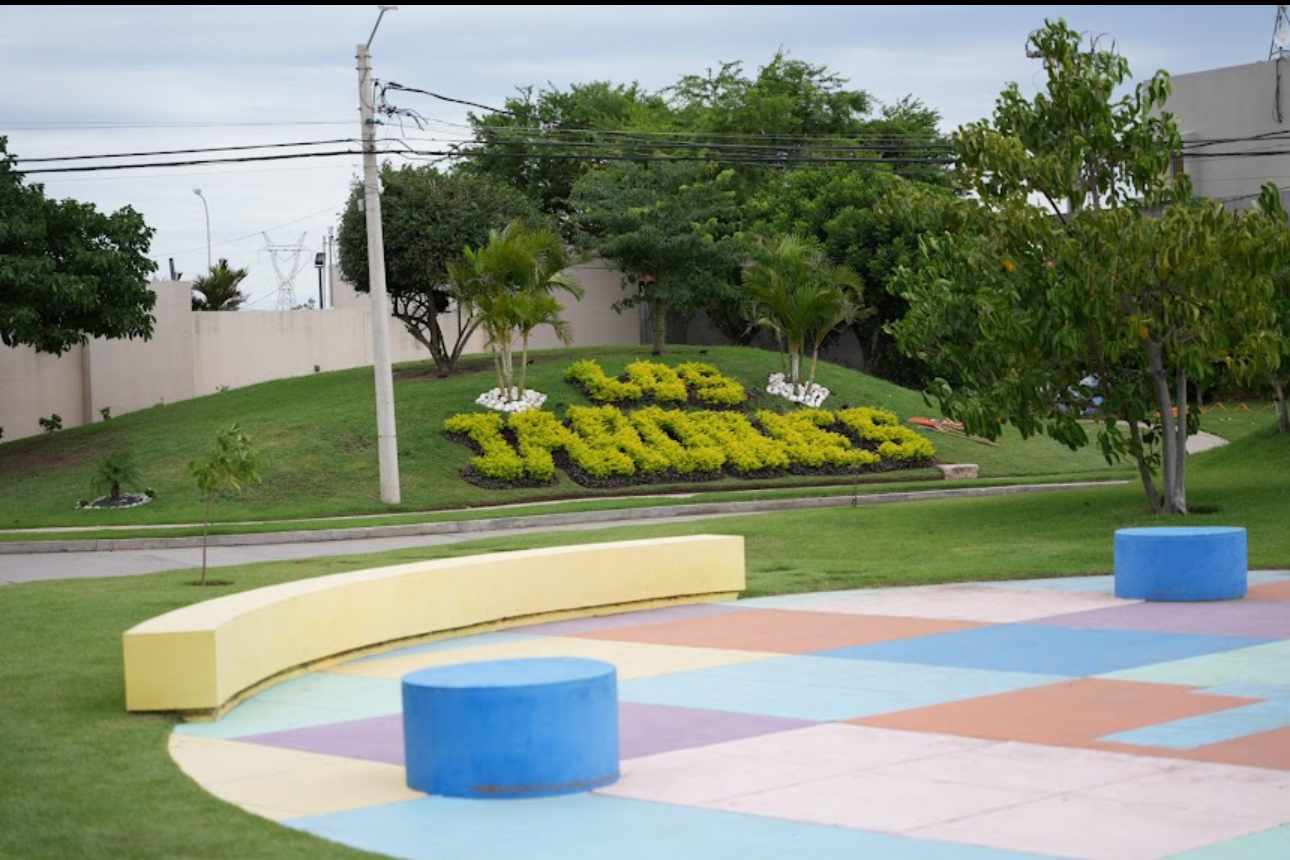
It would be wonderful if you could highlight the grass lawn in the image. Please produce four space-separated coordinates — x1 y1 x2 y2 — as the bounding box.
0 403 1286 857
0 344 1128 529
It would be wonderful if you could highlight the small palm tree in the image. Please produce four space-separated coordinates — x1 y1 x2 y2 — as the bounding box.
92 449 142 502
192 259 249 311
450 221 583 401
743 235 866 389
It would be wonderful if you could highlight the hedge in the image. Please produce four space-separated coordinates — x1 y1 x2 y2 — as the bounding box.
565 359 746 408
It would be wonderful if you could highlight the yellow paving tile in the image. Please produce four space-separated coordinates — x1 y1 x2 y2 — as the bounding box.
328 635 776 681
168 734 421 821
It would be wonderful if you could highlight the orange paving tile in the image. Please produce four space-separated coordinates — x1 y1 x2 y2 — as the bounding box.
855 678 1258 747
1179 726 1290 770
1248 581 1290 602
570 609 981 654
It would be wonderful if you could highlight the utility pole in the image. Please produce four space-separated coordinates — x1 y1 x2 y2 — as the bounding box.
326 226 335 308
357 5 401 504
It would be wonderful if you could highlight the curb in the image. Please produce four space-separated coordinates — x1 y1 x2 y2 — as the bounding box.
0 480 1128 555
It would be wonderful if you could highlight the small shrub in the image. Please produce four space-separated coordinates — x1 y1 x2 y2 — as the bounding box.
99 407 112 421
39 414 62 434
190 424 261 585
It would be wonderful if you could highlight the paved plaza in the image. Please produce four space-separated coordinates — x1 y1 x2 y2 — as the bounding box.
171 573 1290 860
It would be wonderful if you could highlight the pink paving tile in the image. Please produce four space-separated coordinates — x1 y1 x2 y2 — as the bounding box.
573 608 980 653
598 724 994 806
520 603 747 636
756 583 1133 623
915 791 1276 860
618 702 814 760
1034 600 1290 639
1083 760 1290 821
714 769 1046 833
1248 581 1290 602
864 740 1175 795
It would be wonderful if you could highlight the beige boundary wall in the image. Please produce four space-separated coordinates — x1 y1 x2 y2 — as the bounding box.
0 262 638 441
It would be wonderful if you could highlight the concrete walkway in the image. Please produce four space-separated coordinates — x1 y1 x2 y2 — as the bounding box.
172 571 1290 858
0 514 728 585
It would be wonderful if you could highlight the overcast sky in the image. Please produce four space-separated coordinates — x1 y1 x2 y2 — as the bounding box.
0 5 1278 307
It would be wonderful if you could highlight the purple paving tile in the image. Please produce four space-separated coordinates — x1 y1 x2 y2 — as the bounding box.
619 701 814 760
240 714 405 765
1038 600 1290 640
522 602 748 636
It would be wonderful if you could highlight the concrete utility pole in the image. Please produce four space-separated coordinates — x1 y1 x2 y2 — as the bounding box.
357 5 401 504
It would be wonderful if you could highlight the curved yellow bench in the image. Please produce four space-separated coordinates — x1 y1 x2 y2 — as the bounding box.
122 535 744 716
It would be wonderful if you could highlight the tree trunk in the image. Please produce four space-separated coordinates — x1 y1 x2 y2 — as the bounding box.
492 345 505 395
651 300 666 355
1146 341 1185 514
809 346 820 387
519 334 530 395
789 351 802 386
1127 418 1163 513
1172 366 1189 515
200 495 211 586
1275 379 1290 433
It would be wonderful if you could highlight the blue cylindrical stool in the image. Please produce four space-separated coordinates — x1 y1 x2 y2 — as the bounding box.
402 657 619 799
1114 526 1247 601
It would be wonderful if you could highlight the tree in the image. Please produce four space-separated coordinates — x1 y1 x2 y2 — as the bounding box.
742 235 865 389
448 221 583 402
189 424 260 585
337 165 540 375
569 161 740 354
1272 253 1290 433
92 449 142 502
465 81 671 218
191 259 248 311
748 166 957 384
0 137 157 355
893 20 1282 514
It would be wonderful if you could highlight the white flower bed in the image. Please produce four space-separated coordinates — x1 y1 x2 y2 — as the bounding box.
766 372 830 408
476 387 547 413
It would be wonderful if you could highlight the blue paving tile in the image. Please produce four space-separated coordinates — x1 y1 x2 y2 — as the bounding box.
288 792 1058 860
346 631 536 664
1169 824 1290 858
818 624 1268 677
1103 699 1290 749
175 673 401 739
618 654 1061 721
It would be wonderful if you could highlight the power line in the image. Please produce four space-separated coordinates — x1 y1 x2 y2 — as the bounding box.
12 147 954 176
16 138 360 163
379 82 519 117
1 119 356 131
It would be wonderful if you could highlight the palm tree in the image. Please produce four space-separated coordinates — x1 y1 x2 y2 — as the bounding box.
449 221 583 401
192 259 249 311
743 235 866 390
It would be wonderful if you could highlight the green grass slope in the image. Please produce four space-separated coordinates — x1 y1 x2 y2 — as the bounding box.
0 344 1127 528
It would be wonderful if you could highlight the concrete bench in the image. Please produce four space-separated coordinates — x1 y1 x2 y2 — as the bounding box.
122 534 744 716
403 657 619 798
1114 526 1247 601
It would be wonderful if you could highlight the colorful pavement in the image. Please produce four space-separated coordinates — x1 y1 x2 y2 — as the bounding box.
171 572 1290 860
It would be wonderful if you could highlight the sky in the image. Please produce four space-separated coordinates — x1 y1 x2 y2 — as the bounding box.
0 5 1280 307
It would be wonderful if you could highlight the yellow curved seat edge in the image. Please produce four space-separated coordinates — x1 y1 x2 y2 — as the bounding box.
122 534 745 714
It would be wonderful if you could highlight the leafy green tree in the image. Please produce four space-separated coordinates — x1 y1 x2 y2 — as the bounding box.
191 259 248 311
189 424 260 585
337 165 540 375
0 138 157 355
743 234 865 388
449 221 583 402
465 82 671 217
1271 250 1290 433
748 167 956 384
92 449 142 502
570 161 740 354
893 20 1282 514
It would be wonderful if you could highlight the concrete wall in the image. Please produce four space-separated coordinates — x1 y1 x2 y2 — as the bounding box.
0 263 643 442
1166 60 1290 210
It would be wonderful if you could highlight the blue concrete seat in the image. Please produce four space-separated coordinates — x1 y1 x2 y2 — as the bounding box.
1114 526 1247 601
402 657 619 798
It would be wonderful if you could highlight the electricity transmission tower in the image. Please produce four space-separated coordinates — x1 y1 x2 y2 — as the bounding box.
262 231 311 310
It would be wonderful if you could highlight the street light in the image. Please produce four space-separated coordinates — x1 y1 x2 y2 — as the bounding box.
314 251 326 309
192 188 212 272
